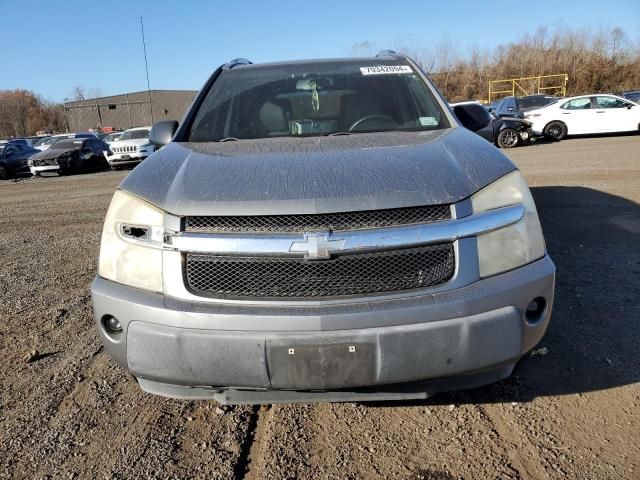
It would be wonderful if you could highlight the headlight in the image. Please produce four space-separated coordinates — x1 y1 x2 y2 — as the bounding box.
98 190 164 292
472 171 545 277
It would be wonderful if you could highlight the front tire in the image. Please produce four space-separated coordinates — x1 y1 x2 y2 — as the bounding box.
544 121 567 141
497 128 520 148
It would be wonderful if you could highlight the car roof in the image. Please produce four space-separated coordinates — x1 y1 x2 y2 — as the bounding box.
124 126 151 131
225 55 410 71
563 93 625 100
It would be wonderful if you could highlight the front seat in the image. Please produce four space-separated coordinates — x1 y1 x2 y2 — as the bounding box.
259 101 290 136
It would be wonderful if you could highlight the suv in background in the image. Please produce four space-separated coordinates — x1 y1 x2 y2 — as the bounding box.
104 126 153 170
494 94 560 119
91 54 555 405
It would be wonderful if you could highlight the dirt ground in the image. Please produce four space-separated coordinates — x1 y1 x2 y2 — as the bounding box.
1 135 638 479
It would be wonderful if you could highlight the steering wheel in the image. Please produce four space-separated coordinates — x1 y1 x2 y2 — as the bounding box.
348 114 396 132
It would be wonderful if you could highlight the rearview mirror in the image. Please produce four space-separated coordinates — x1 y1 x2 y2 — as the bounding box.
149 120 179 149
452 103 492 132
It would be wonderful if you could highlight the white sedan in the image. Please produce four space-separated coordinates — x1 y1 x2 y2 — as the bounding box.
524 94 640 140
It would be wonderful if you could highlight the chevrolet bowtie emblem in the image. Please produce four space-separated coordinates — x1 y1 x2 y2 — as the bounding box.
289 232 346 260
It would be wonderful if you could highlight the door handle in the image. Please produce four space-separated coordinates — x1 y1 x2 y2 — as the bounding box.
596 111 605 113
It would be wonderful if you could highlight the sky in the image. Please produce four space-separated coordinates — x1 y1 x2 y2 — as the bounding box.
1 0 639 102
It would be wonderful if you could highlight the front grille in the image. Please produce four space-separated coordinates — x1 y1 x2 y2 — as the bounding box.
185 205 451 234
113 145 137 153
33 158 58 166
185 244 455 298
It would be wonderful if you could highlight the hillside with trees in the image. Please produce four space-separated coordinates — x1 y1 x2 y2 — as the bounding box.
0 90 67 138
358 25 640 102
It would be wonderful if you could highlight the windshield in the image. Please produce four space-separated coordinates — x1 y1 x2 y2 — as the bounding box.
189 61 450 141
42 136 71 146
51 140 83 150
119 129 150 141
518 96 558 110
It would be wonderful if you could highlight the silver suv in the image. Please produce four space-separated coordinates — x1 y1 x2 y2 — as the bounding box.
91 53 555 404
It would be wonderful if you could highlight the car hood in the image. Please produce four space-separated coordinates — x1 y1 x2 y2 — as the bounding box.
113 138 149 147
500 117 532 128
120 128 516 216
30 147 77 160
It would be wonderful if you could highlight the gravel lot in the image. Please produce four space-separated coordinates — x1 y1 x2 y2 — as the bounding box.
1 135 638 479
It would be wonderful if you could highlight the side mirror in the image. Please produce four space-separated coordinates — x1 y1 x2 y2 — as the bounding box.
452 103 492 132
149 120 179 149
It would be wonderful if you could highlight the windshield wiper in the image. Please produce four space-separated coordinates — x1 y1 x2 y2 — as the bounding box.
218 137 240 142
327 131 353 136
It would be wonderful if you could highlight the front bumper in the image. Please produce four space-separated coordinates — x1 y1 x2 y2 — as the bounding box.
30 165 59 175
91 255 555 404
105 151 150 167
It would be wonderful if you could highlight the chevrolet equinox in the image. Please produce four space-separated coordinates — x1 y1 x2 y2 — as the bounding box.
91 53 555 404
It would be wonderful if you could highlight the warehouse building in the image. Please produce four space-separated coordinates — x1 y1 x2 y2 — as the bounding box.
64 89 197 132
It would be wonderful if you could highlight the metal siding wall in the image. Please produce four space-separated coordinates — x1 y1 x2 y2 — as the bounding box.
64 91 197 131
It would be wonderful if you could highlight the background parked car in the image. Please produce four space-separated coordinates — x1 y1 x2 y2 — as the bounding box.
104 126 153 170
452 101 532 148
524 94 640 140
0 142 40 179
29 137 110 176
619 90 640 103
6 138 34 147
34 132 97 151
494 94 560 119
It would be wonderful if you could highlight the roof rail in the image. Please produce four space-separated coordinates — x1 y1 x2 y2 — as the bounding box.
375 49 404 59
222 58 253 69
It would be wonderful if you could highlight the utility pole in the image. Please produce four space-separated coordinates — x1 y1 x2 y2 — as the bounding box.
140 17 154 124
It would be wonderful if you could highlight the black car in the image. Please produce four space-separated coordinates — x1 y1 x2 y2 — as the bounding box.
0 143 40 179
28 138 110 176
494 94 560 119
7 138 33 147
619 90 640 104
453 103 532 148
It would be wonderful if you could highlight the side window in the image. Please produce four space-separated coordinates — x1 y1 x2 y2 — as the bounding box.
561 98 591 110
5 146 18 156
595 96 627 109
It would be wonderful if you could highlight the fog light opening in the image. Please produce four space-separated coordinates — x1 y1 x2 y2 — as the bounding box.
526 297 546 323
103 315 122 334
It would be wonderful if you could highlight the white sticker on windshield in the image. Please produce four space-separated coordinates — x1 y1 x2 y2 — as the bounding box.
419 116 438 126
360 65 413 75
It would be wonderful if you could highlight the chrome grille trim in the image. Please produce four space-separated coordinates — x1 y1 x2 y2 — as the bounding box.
166 204 524 257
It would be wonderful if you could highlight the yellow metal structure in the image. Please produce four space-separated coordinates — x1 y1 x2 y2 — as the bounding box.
488 74 568 102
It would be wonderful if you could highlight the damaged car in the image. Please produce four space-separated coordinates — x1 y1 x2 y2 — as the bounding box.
92 53 555 405
452 101 533 148
29 137 110 176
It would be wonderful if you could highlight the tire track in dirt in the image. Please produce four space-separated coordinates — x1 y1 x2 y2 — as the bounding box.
242 406 274 480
